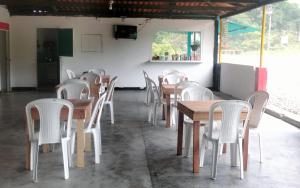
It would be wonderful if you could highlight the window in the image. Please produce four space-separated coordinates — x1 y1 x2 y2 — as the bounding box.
152 31 201 62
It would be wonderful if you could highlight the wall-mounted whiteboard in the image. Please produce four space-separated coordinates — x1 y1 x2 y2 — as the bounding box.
81 34 103 52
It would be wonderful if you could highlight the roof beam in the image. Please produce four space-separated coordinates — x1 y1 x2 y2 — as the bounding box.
221 0 284 18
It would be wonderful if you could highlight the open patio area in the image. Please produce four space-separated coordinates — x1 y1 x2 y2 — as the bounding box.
1 0 300 187
0 90 299 188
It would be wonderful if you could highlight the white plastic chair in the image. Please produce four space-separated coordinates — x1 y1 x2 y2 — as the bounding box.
162 72 186 85
89 68 106 76
162 69 179 76
66 69 76 79
142 70 151 105
172 81 202 127
81 72 104 97
247 91 269 163
62 79 91 99
57 81 90 100
147 77 165 125
70 93 106 163
200 100 251 180
181 86 214 157
104 76 118 124
80 72 100 85
25 98 73 182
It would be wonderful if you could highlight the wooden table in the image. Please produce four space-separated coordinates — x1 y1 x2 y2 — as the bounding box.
176 100 249 173
161 84 182 128
25 99 93 170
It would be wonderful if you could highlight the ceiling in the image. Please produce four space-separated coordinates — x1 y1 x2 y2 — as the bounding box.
1 0 283 19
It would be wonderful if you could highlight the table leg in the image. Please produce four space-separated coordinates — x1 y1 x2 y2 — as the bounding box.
243 126 249 171
162 93 166 120
177 111 184 155
193 121 200 173
166 94 171 128
25 119 30 170
42 144 50 153
77 119 85 168
85 133 92 152
222 144 227 153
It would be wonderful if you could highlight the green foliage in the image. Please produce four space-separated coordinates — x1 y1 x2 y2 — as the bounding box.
224 1 300 52
152 31 188 56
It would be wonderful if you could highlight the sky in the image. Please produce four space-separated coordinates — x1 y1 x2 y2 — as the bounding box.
289 0 300 5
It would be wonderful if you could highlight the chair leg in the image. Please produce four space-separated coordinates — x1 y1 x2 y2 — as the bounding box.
184 124 192 157
71 131 76 155
68 140 73 167
146 87 150 105
93 129 101 164
211 142 219 180
109 102 114 124
30 143 34 171
238 138 244 179
148 103 153 123
230 143 238 167
174 108 178 130
200 137 207 167
51 144 55 152
32 142 39 182
219 144 224 155
99 127 102 155
153 103 158 125
61 139 70 180
258 133 263 163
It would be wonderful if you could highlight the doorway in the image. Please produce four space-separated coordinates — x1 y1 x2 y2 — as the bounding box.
0 30 10 92
37 28 60 89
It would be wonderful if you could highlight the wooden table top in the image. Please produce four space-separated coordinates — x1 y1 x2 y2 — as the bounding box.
177 100 248 121
30 99 92 120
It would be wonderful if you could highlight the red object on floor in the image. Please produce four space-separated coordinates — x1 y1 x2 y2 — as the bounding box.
255 67 267 91
0 22 9 30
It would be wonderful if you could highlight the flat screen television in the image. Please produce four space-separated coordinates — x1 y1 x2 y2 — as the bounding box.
113 25 137 40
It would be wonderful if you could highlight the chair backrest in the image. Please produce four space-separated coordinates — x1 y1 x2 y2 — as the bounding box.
181 86 214 101
247 91 269 128
86 93 107 131
66 69 76 79
142 70 149 88
80 72 100 85
105 76 118 101
162 72 186 85
208 100 251 144
174 81 202 103
163 69 179 76
147 77 161 103
89 68 105 76
57 82 90 100
25 98 73 145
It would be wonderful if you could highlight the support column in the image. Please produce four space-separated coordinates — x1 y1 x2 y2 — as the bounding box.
218 19 223 64
213 17 221 91
256 6 268 91
260 6 267 68
187 32 192 58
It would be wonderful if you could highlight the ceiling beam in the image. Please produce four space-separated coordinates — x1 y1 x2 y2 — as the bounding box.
3 0 283 19
221 0 284 18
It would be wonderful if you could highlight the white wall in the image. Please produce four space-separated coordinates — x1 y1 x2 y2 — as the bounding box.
220 63 256 100
9 16 215 88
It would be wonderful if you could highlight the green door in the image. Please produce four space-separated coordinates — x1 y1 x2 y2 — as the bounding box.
58 29 73 57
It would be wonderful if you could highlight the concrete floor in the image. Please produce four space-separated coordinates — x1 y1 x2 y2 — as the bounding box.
0 90 300 188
